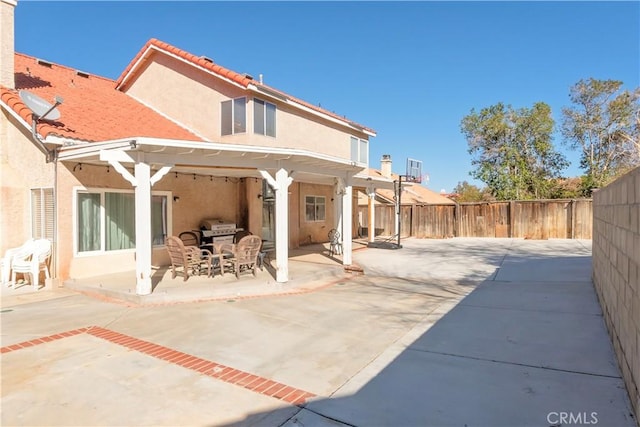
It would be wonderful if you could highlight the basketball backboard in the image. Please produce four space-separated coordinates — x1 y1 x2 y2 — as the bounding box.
405 158 423 183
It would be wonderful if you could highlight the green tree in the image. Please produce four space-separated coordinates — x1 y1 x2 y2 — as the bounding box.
452 181 493 202
561 78 640 194
461 102 568 200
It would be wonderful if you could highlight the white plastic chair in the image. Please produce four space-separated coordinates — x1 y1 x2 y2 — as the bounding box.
1 239 36 286
10 239 51 290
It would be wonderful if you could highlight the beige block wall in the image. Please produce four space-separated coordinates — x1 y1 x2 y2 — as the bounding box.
592 166 640 421
124 52 368 160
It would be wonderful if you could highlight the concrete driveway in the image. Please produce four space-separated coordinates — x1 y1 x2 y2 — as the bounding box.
1 238 635 426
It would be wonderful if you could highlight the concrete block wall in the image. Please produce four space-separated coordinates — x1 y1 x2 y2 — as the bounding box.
592 167 640 421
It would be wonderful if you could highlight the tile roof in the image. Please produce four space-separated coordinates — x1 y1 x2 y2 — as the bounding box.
361 168 455 205
0 53 203 143
116 39 376 135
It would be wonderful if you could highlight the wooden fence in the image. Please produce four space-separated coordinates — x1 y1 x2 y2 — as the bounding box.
357 199 592 240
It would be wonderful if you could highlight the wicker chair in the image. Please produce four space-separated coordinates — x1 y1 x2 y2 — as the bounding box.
220 235 262 279
165 236 212 281
232 229 252 244
178 231 200 247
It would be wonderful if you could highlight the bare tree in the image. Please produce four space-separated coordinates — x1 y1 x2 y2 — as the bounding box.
561 79 640 192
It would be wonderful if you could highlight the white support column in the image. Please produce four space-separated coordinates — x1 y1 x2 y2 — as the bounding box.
134 162 153 295
334 178 344 236
368 186 376 243
273 168 292 283
394 182 400 238
342 177 353 265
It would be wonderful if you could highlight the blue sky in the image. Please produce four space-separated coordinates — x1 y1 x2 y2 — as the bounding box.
14 1 640 193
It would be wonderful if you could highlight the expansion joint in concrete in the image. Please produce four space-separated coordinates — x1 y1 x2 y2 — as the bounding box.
411 349 622 380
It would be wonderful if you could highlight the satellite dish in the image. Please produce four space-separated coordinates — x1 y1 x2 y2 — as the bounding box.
19 90 62 121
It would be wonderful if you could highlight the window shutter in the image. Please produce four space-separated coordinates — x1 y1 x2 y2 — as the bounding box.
31 188 54 240
43 188 54 240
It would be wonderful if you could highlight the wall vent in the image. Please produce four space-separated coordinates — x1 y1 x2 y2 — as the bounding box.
36 58 53 68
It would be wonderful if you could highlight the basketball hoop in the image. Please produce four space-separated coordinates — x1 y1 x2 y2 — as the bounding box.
405 158 423 183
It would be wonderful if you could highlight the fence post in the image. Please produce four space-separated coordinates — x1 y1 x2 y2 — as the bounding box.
570 199 575 239
509 201 515 237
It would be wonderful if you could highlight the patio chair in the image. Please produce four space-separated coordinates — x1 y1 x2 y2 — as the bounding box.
232 229 252 244
1 238 36 286
165 236 212 281
10 238 51 290
328 228 342 256
220 235 262 279
178 231 200 248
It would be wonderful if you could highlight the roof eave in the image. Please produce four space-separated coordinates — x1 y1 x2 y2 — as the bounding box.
116 43 249 92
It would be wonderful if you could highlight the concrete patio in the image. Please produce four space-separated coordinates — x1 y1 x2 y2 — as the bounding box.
1 238 636 426
2 241 367 307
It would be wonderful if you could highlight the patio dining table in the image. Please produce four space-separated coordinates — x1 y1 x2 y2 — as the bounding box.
200 243 233 277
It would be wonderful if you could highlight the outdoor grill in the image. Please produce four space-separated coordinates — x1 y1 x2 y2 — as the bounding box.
199 219 240 245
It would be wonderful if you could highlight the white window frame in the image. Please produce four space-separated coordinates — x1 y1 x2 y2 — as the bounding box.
72 187 172 257
254 98 277 137
31 187 54 240
221 97 247 136
305 195 326 222
350 136 369 166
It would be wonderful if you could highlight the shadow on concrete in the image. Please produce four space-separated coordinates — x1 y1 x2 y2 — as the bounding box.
220 239 635 427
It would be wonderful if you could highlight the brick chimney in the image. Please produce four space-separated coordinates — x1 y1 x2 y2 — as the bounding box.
0 0 16 89
381 154 392 178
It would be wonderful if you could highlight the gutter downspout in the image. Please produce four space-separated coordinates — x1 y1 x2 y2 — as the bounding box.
29 119 59 283
30 118 56 162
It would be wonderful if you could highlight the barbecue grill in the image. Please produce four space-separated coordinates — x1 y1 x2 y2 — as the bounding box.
199 219 240 245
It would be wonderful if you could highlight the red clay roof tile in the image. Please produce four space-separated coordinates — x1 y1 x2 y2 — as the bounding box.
116 39 375 135
2 53 203 143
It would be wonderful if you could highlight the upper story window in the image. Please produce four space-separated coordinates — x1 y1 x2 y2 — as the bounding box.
254 98 276 137
221 97 246 135
350 136 369 165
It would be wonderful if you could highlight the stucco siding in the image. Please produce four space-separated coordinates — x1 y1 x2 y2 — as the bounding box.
297 182 336 245
0 110 55 254
123 53 366 161
56 162 254 278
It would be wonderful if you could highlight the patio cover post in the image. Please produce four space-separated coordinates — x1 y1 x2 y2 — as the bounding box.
275 168 293 282
134 161 152 295
260 168 292 283
334 177 344 240
342 177 353 265
367 186 376 243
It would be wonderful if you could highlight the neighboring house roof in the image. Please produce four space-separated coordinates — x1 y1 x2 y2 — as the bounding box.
0 53 203 143
359 168 455 205
115 39 376 136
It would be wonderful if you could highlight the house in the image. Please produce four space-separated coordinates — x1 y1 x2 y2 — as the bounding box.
0 0 395 295
356 154 455 237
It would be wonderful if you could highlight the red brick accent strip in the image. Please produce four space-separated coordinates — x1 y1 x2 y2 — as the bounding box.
2 326 317 406
86 326 316 405
0 327 88 354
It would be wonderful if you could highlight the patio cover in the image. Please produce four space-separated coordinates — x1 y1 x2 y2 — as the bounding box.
57 137 394 295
